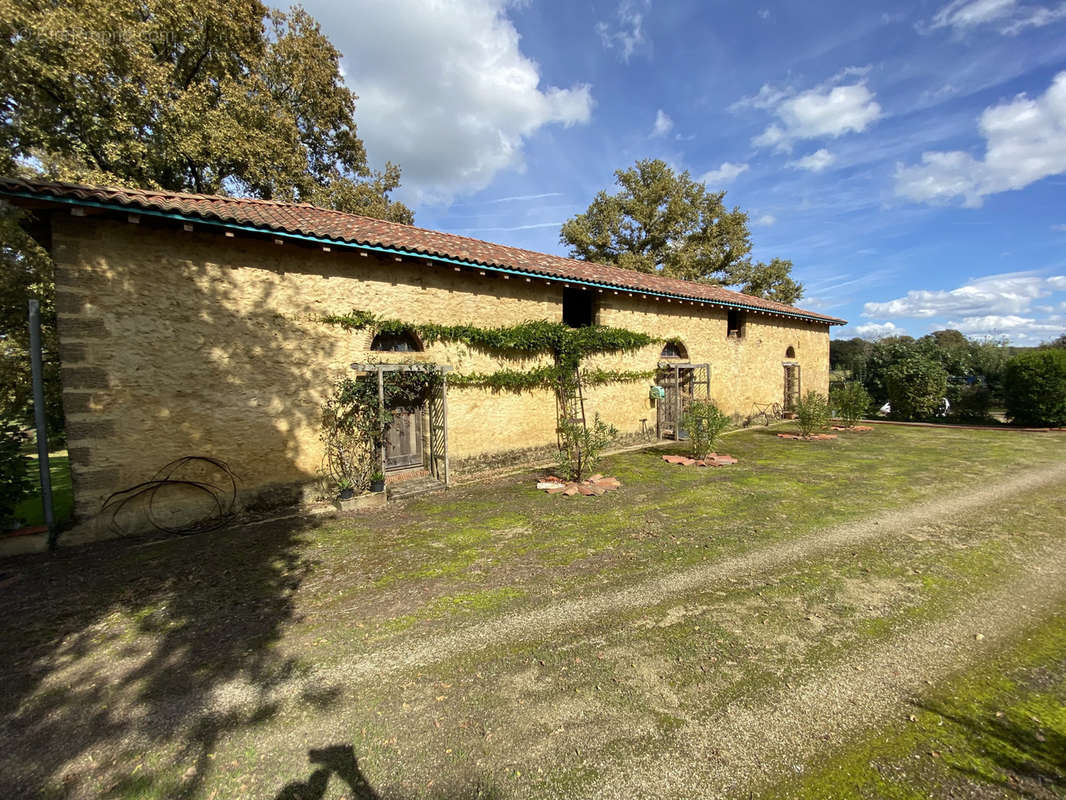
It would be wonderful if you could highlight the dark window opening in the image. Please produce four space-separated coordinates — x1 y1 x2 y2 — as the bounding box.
727 309 745 338
562 287 595 328
785 345 796 359
370 330 422 352
660 340 687 360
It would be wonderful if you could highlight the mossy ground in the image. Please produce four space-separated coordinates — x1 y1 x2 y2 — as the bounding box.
1 424 1064 799
762 610 1066 800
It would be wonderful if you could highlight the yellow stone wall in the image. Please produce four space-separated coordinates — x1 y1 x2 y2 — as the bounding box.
50 216 831 524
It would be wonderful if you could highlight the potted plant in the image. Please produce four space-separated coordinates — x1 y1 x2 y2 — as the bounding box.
370 470 386 493
336 476 355 500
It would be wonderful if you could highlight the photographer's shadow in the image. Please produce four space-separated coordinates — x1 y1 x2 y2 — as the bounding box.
275 745 379 800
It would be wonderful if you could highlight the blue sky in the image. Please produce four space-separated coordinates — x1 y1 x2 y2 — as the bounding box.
296 0 1066 344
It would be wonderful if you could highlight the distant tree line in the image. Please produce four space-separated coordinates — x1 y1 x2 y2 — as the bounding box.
830 330 1066 426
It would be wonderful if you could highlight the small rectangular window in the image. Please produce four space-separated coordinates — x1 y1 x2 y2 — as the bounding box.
563 287 595 328
727 309 745 338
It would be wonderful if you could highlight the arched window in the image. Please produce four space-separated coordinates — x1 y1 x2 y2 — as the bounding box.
660 340 688 360
370 330 422 352
785 345 796 359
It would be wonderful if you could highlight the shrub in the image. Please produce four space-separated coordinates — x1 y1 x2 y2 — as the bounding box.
884 356 948 420
946 380 995 424
555 413 617 482
681 399 730 459
1003 349 1066 427
1 421 32 524
829 381 871 428
794 391 831 437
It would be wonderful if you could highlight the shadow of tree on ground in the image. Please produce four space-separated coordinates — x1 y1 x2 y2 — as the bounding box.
0 514 330 798
915 698 1066 797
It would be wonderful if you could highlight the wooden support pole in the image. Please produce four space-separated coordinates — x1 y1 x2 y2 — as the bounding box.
442 372 450 487
675 365 682 441
377 367 385 476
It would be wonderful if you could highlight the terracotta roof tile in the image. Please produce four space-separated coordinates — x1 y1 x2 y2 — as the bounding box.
0 177 845 324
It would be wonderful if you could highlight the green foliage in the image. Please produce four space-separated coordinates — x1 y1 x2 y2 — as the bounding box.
794 391 831 437
0 207 65 443
1040 332 1066 349
1003 349 1066 426
1 421 32 523
946 381 995 424
861 336 920 406
830 381 871 427
322 309 378 331
884 356 949 421
681 399 730 459
829 337 872 376
844 330 1010 418
1 0 412 222
3 1 415 455
554 413 617 482
559 159 802 303
321 369 443 490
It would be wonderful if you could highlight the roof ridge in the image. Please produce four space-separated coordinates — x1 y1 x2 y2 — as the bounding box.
0 175 846 324
0 177 323 209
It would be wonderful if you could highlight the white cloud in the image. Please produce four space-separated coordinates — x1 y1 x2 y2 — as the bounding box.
758 8 771 19
788 148 836 172
946 314 1065 339
754 214 777 226
311 0 593 203
459 221 564 233
596 0 651 62
699 161 749 185
1002 2 1066 32
651 109 674 137
855 321 907 339
895 72 1066 206
923 0 1066 34
1052 223 1066 231
863 272 1066 319
920 84 960 104
927 0 1017 30
746 73 882 152
730 83 793 112
468 192 564 205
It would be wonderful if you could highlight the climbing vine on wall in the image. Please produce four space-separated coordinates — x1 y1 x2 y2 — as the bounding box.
320 311 664 489
321 310 660 386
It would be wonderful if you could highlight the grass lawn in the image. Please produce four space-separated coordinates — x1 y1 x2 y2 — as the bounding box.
12 451 73 526
0 423 1064 799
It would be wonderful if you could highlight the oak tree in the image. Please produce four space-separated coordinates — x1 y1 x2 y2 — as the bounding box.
1 0 412 439
560 159 802 303
0 0 412 222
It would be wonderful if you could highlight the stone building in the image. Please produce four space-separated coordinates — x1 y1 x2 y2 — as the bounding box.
1 178 844 536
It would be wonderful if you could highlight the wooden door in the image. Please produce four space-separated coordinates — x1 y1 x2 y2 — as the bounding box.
783 364 801 411
385 409 423 470
657 367 695 439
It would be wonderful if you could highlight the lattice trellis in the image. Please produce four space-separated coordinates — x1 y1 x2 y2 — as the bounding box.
655 362 711 440
350 362 452 486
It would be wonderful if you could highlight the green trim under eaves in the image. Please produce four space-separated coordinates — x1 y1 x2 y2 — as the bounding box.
0 187 845 326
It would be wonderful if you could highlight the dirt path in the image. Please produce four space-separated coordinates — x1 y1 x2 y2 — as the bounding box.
315 459 1066 686
583 540 1066 799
